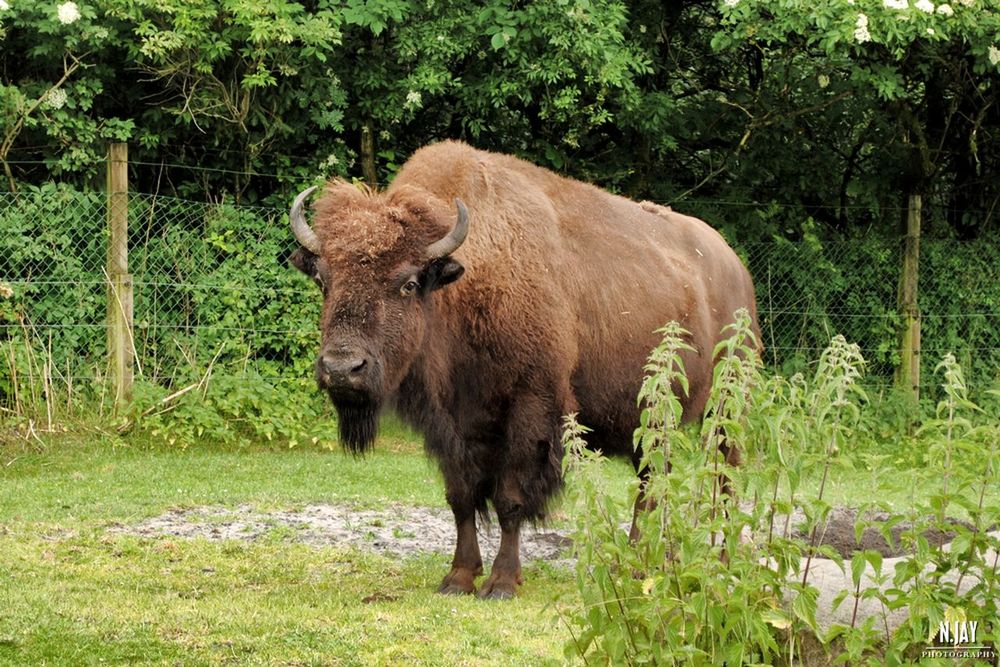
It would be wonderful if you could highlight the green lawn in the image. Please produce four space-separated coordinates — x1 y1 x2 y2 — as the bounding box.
0 425 985 665
0 430 584 666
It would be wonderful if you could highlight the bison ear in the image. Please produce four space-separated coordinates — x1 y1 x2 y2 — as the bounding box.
290 247 318 276
422 258 465 292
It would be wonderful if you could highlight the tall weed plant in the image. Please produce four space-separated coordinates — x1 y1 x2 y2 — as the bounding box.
562 311 1000 665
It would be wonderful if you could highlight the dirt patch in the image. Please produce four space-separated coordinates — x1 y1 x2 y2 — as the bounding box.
791 507 974 559
110 503 970 563
109 503 574 565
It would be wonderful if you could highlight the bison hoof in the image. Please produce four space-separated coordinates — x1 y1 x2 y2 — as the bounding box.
438 581 475 596
477 573 520 600
437 567 478 596
478 586 516 601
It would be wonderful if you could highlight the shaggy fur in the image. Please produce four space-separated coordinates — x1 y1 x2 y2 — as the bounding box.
290 141 760 597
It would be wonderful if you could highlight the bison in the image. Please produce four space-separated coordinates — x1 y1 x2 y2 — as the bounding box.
288 141 759 599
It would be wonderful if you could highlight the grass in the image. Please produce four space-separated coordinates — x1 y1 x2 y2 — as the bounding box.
0 428 581 666
1 533 569 665
1 419 992 665
0 428 446 525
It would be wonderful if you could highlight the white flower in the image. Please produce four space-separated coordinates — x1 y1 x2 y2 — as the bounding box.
926 27 935 35
989 45 1000 65
936 3 954 14
883 0 908 8
957 0 973 5
854 13 872 43
404 90 422 109
639 24 647 34
724 0 739 7
0 0 10 11
847 0 855 4
322 153 339 167
57 1 81 24
44 88 68 110
818 74 831 88
0 283 12 299
915 0 934 11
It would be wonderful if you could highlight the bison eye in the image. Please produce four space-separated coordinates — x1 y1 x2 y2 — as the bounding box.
400 279 419 297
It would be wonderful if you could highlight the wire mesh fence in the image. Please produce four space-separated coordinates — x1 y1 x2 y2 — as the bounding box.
741 238 1000 391
2 184 999 409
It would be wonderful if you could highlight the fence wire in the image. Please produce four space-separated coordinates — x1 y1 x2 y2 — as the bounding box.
2 186 999 399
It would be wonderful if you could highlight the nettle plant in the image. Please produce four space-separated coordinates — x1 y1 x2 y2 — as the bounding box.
561 312 1000 664
561 310 788 664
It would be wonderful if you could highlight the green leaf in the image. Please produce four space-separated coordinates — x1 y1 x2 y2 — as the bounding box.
761 609 793 630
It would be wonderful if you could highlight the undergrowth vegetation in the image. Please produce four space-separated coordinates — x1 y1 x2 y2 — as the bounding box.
0 300 337 448
561 309 1000 665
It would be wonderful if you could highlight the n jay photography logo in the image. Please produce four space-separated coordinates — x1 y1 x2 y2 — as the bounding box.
922 606 996 661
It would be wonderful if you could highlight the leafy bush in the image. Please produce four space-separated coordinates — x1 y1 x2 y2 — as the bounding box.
739 229 1000 396
126 375 338 449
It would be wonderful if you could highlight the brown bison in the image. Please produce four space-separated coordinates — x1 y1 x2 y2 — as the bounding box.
288 141 758 599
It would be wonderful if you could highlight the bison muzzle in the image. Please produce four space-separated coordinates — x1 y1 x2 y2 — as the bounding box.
288 141 759 599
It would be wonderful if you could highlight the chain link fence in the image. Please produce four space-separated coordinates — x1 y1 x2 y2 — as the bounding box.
2 184 999 411
741 239 1000 391
1 186 318 391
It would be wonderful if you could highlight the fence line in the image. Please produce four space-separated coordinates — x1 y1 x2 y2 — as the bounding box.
2 183 999 404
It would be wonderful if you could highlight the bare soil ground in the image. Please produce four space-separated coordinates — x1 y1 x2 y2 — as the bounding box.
110 503 967 562
109 503 574 565
791 506 972 558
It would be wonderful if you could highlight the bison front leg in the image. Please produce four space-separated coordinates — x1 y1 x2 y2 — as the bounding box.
478 501 523 600
478 394 565 600
438 493 483 596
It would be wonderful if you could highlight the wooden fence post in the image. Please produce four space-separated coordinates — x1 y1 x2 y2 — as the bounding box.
361 125 377 187
106 142 133 408
896 193 921 401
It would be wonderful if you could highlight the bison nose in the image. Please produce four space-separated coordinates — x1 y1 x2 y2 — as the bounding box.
319 353 370 388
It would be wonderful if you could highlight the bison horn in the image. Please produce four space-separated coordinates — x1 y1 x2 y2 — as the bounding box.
290 186 321 255
425 198 470 259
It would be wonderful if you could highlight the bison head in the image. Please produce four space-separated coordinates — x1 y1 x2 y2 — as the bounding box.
288 183 468 452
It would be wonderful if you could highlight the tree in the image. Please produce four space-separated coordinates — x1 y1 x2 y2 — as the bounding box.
712 0 1000 239
0 1 133 188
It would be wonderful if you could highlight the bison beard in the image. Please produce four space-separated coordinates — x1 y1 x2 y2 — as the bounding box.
331 398 379 454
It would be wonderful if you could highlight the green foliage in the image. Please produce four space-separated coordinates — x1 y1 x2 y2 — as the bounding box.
717 0 1000 88
563 319 1000 664
127 375 338 449
1 0 999 245
115 0 347 194
0 1 135 182
562 311 784 664
0 185 106 369
0 185 333 446
124 195 321 382
709 0 1000 241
